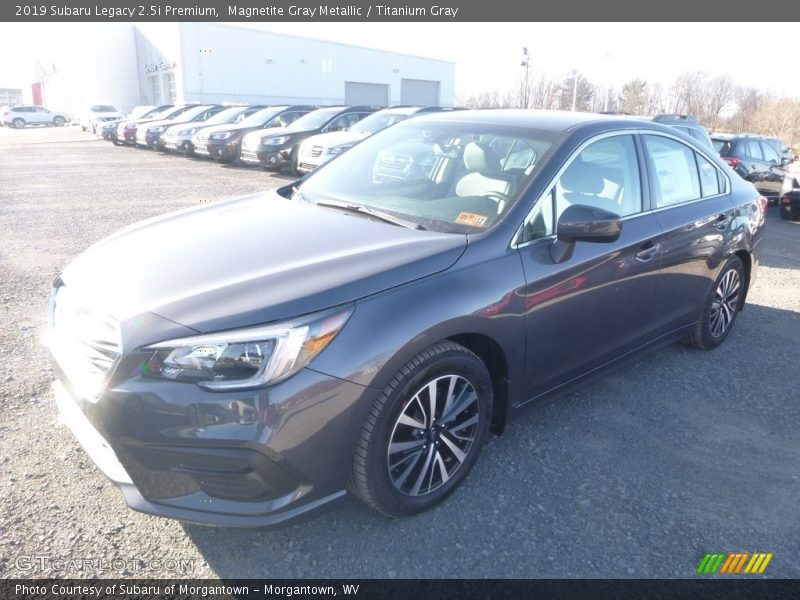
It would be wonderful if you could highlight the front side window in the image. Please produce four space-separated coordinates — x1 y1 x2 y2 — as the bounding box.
554 135 642 220
642 135 701 207
297 120 557 234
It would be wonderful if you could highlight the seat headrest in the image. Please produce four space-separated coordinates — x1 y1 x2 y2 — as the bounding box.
561 161 605 195
463 141 501 173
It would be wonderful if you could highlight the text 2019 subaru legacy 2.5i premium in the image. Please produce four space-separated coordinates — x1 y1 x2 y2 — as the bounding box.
47 110 765 526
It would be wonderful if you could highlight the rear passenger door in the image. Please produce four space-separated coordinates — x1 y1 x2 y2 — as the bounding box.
641 133 736 336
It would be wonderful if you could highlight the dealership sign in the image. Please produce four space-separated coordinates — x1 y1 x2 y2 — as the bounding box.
144 61 176 73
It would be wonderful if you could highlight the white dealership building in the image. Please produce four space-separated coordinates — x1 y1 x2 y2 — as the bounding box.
35 23 455 116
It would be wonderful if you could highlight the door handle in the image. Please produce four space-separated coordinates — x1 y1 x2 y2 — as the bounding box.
635 241 660 262
714 214 731 231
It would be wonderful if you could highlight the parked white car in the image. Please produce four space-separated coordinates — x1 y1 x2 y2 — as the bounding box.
2 105 69 128
80 105 124 133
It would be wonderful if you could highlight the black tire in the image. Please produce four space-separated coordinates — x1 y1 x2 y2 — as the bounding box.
349 341 492 517
53 116 65 127
685 256 745 350
12 118 25 129
780 206 796 221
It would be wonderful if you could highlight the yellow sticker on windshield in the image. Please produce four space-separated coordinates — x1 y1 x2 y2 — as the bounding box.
456 212 488 227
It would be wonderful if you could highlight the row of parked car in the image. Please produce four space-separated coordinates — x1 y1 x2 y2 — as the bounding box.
96 102 457 176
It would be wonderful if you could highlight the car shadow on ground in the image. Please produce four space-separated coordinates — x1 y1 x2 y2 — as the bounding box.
181 303 800 579
759 208 800 270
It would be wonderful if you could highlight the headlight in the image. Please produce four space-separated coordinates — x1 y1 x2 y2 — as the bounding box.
210 131 233 140
327 144 353 155
140 306 353 390
178 127 198 136
148 126 166 133
262 136 289 146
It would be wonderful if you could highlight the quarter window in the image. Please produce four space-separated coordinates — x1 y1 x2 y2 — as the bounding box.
642 135 701 208
696 153 721 197
554 135 642 220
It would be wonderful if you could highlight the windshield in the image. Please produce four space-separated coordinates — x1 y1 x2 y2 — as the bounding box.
287 107 343 131
349 111 411 134
297 120 557 234
239 106 286 127
91 105 117 112
202 106 246 125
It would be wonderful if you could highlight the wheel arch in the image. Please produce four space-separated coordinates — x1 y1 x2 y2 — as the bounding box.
733 248 752 310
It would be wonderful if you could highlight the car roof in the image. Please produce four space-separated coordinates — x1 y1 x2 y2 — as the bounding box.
409 109 677 136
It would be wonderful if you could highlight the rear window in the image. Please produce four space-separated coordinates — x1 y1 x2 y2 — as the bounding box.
712 139 732 155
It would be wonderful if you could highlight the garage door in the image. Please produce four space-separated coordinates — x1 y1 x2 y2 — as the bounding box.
344 82 389 106
400 79 440 106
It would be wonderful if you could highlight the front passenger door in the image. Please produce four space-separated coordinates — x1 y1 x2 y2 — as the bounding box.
517 134 663 401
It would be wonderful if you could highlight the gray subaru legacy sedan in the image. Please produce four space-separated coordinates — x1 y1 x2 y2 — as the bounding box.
46 110 766 526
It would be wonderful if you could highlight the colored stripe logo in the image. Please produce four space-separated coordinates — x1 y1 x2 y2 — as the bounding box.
697 552 773 574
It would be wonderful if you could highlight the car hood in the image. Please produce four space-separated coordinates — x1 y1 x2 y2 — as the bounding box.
60 193 466 341
303 130 370 149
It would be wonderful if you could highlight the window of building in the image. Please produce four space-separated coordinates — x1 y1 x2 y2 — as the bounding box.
164 72 177 104
148 75 161 105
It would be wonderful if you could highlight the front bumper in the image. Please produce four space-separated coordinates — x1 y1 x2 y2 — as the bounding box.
201 139 240 161
52 363 373 527
240 145 291 169
138 131 164 148
163 134 195 153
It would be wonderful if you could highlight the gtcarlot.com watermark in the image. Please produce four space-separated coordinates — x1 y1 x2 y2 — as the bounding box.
14 554 195 574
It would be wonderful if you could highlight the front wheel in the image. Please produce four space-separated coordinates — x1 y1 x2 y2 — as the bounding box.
53 116 66 127
685 256 744 350
349 341 492 517
12 118 25 129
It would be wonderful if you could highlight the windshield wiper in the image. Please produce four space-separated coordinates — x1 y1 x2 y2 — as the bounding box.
315 200 426 230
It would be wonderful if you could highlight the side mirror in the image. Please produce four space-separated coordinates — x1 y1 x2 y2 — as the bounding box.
550 204 623 264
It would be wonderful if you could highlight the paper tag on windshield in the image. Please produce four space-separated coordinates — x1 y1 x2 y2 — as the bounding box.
455 212 488 227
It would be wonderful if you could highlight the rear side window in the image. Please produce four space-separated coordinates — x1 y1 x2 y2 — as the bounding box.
745 140 763 160
713 139 732 155
696 153 721 197
642 135 701 208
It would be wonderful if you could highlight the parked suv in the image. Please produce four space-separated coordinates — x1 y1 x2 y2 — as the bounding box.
240 105 379 173
652 114 713 148
712 133 786 202
80 105 124 133
2 105 68 128
112 105 176 145
193 105 316 163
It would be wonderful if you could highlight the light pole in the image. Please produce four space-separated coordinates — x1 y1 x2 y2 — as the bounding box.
571 69 580 112
520 47 530 109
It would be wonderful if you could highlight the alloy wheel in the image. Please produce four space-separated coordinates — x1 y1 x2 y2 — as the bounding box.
386 374 480 496
710 268 740 338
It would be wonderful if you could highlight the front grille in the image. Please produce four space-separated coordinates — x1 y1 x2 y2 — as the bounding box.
379 154 413 171
240 150 259 163
49 285 121 401
298 162 318 171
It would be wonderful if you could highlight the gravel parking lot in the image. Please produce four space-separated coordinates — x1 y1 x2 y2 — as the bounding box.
1 125 798 579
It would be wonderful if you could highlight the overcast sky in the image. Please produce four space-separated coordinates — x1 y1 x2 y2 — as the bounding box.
2 22 799 100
